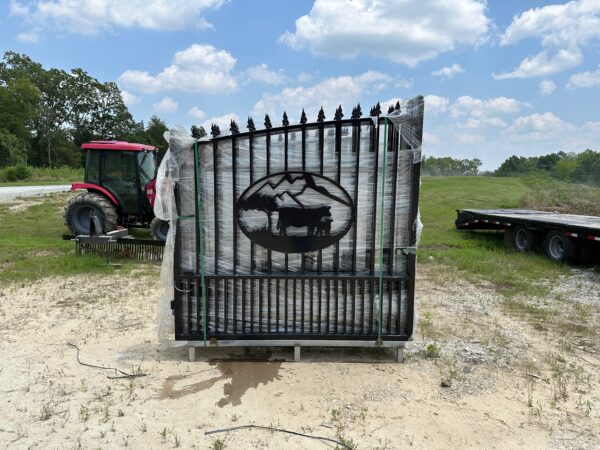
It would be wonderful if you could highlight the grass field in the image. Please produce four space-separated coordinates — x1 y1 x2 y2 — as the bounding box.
0 166 83 186
418 176 573 297
0 193 153 286
0 176 597 291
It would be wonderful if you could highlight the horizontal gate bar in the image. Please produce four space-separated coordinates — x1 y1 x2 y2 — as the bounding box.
177 273 410 281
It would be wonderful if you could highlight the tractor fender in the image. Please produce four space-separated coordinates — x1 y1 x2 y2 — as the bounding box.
70 183 120 206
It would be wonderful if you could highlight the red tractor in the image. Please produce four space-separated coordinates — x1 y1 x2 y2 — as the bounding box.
64 140 169 240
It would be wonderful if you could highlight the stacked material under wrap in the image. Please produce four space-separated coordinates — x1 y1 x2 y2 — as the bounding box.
157 97 423 342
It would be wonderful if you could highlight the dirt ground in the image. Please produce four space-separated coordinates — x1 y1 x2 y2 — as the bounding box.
1 260 599 449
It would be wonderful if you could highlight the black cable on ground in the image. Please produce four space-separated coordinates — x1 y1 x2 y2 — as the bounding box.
66 342 147 379
204 424 354 449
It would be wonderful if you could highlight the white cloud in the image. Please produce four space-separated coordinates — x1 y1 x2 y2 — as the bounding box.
539 80 556 95
567 65 600 89
423 95 449 115
251 71 393 119
120 90 140 107
500 0 600 48
201 113 240 134
188 107 206 120
493 49 582 79
244 64 286 85
119 44 238 94
451 96 529 118
280 0 490 66
9 1 30 16
454 133 484 144
497 1 600 79
9 0 226 35
506 112 575 144
432 63 464 79
16 30 39 43
153 96 178 114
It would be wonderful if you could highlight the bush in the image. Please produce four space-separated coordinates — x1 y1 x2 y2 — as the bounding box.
0 163 32 182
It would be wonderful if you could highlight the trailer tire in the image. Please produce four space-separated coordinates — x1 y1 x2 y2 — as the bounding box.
150 217 170 241
64 192 118 235
544 230 577 263
511 225 536 252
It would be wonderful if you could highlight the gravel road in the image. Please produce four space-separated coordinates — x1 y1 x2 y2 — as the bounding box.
0 185 71 202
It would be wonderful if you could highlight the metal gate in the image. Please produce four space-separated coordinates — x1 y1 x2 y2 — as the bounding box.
173 97 423 343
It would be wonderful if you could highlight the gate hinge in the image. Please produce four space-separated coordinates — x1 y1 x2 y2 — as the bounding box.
170 300 175 310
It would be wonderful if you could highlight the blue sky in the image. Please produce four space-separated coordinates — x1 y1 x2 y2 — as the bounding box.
1 0 599 169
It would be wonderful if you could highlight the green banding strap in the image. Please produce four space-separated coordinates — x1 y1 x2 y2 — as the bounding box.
193 142 207 347
377 117 389 345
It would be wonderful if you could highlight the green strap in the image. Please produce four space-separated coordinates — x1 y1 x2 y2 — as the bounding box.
193 142 207 347
377 117 389 345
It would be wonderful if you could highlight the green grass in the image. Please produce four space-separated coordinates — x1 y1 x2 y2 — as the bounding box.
419 176 570 297
0 166 83 186
0 192 153 286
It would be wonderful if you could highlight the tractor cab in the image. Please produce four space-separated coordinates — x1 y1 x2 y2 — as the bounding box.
65 141 169 240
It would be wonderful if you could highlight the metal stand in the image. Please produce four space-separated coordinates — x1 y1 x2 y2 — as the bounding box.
183 341 406 363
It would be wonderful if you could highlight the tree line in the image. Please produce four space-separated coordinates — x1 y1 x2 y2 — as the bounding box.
494 150 600 185
0 51 172 170
421 156 482 176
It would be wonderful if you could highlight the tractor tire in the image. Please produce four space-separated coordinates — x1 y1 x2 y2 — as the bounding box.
150 217 170 241
64 192 118 236
511 224 536 252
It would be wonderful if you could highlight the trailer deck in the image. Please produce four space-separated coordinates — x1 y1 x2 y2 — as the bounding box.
456 209 600 238
456 208 600 263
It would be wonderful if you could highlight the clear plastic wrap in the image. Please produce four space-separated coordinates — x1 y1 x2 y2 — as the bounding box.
157 97 424 340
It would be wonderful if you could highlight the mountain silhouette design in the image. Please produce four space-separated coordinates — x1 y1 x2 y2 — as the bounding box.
254 173 350 208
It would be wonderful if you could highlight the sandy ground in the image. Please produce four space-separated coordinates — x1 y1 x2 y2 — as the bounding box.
1 263 599 449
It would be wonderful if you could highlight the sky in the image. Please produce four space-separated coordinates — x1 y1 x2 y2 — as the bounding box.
1 0 599 170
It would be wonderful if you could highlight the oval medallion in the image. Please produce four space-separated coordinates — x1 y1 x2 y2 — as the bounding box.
237 171 355 253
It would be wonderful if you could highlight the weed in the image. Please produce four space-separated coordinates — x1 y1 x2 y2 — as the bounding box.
140 421 147 433
79 404 90 423
335 433 357 450
425 342 441 359
159 427 168 443
39 401 55 421
174 433 181 448
419 311 434 339
211 438 226 450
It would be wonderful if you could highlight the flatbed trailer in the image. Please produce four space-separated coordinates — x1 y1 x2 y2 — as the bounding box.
456 209 600 263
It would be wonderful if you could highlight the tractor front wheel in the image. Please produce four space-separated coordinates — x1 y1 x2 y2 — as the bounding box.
150 217 170 241
64 192 118 236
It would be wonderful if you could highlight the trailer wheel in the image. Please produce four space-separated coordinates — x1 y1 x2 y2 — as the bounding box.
150 217 170 241
544 230 577 263
512 225 536 252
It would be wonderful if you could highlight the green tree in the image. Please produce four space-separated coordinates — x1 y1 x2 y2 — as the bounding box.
0 129 27 167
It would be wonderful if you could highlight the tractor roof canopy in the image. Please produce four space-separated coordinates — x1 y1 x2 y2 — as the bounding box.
81 141 157 152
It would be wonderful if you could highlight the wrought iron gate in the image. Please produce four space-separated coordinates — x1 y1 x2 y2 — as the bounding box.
173 97 423 342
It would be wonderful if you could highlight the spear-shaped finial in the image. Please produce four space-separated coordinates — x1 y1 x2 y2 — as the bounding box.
334 105 343 121
247 116 256 132
210 123 220 137
395 100 401 111
282 111 289 127
300 109 307 125
230 119 239 135
351 103 362 119
264 114 272 129
370 102 381 117
387 104 395 114
317 106 325 123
